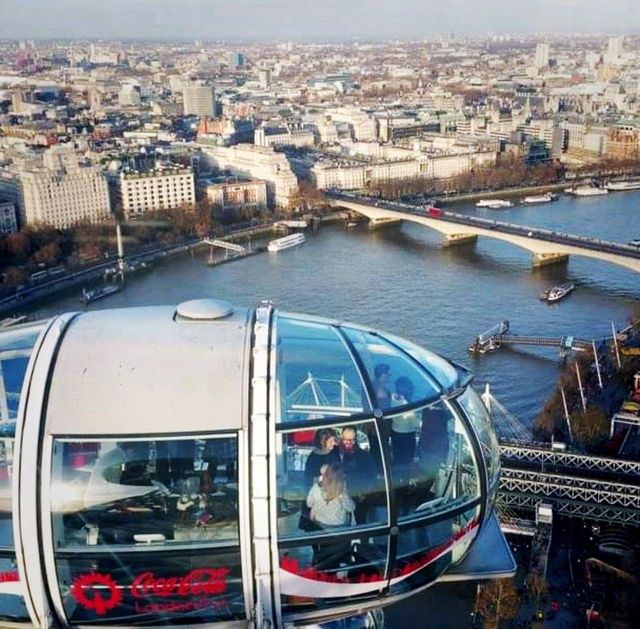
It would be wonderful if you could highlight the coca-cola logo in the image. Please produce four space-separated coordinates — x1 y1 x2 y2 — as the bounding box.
70 568 230 616
131 568 230 599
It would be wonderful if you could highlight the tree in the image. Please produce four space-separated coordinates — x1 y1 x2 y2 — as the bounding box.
475 579 520 629
571 405 610 451
5 232 31 261
33 242 61 266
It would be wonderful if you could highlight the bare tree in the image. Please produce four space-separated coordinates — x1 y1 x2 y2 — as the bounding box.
475 579 520 629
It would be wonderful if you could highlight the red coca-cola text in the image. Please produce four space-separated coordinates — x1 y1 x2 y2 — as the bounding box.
131 568 230 599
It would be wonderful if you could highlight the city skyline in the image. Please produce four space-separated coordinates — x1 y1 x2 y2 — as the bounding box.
0 0 638 40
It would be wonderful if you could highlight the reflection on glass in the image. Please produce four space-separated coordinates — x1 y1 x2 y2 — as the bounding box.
342 328 440 412
457 387 500 489
51 437 239 547
0 555 28 624
0 440 14 548
0 322 45 437
391 505 480 594
56 550 245 625
279 532 388 612
391 403 479 523
276 421 388 538
275 316 371 423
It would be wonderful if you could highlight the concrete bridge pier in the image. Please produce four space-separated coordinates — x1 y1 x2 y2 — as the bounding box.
532 252 570 268
443 233 478 248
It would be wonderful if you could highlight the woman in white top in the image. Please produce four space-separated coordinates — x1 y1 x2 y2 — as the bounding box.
306 463 355 528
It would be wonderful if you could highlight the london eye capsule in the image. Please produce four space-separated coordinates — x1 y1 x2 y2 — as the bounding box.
0 299 514 627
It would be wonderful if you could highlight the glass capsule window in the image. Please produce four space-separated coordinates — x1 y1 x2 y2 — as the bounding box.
341 328 441 412
387 400 480 524
49 435 245 625
456 386 501 492
275 316 371 423
0 322 46 625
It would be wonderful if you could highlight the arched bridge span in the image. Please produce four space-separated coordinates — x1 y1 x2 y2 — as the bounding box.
330 193 640 274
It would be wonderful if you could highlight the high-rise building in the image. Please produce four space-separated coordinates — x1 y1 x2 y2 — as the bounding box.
118 164 196 219
607 35 625 59
258 68 271 89
226 52 245 68
535 43 550 70
182 82 216 118
0 145 111 229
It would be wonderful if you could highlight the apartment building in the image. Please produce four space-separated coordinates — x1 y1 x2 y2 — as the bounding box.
118 165 196 219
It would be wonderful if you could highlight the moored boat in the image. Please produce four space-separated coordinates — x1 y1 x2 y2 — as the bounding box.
568 186 608 197
267 233 307 252
523 193 556 204
81 285 123 305
546 282 575 303
606 180 640 192
475 199 513 209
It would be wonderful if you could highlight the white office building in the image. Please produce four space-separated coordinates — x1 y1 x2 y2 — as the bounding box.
0 146 111 229
183 83 216 118
199 144 298 209
118 165 196 219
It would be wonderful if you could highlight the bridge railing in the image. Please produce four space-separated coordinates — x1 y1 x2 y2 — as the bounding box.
330 192 640 260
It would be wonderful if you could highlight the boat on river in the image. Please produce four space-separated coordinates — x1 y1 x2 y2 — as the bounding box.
606 180 640 192
81 285 122 305
568 186 608 197
546 283 575 303
523 193 556 204
476 199 513 209
267 233 306 252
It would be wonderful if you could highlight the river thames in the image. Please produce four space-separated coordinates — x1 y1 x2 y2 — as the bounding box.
29 189 640 434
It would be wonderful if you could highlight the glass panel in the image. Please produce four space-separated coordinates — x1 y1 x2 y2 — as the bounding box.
0 322 46 436
279 532 388 612
275 316 371 423
391 504 481 595
342 328 440 412
383 331 458 392
56 549 244 624
51 436 239 548
275 421 388 538
0 555 29 623
389 403 480 523
457 386 501 490
0 439 15 549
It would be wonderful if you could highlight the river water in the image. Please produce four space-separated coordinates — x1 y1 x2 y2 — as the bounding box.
30 189 640 432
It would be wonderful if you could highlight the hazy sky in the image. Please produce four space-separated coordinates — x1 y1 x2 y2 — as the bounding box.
0 0 638 40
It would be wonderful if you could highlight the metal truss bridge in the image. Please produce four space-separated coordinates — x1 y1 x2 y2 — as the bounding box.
482 389 640 525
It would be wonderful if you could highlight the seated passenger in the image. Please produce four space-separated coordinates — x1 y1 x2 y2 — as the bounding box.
390 377 420 471
306 464 355 529
339 426 377 524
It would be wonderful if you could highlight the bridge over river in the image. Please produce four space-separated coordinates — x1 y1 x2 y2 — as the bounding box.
329 192 640 273
483 390 640 526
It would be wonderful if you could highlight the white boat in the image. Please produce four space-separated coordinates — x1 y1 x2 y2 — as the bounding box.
267 233 307 252
606 181 640 192
523 193 556 204
628 238 640 248
546 283 575 303
278 220 308 229
475 199 513 209
81 285 123 305
569 186 608 197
